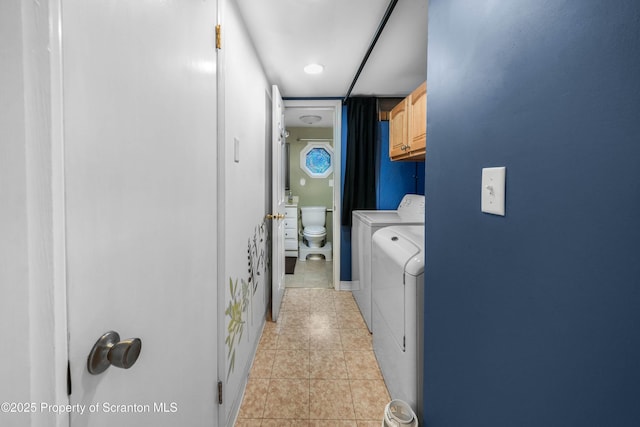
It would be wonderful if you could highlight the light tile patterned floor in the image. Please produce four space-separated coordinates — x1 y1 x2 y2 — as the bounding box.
235 287 390 426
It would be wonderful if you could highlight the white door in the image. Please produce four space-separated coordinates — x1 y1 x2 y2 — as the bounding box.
63 1 218 426
271 85 286 321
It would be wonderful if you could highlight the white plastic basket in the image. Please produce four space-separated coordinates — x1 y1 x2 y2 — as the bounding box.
382 399 418 427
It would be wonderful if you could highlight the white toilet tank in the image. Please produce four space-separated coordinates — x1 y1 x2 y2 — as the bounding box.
301 206 326 227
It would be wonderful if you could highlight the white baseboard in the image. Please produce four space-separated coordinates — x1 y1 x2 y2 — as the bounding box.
338 280 354 291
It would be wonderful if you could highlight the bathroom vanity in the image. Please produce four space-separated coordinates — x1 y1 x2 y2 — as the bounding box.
284 201 299 258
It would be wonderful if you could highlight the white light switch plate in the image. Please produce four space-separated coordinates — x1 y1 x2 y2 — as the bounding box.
481 167 506 216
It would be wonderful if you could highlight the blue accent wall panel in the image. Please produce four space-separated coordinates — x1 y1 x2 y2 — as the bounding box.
416 162 425 194
376 121 425 210
425 1 640 426
340 105 351 281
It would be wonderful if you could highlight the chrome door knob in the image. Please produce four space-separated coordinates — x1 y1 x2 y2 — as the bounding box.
88 331 142 375
108 338 142 369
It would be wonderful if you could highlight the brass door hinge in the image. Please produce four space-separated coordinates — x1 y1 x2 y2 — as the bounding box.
218 380 223 404
215 25 222 49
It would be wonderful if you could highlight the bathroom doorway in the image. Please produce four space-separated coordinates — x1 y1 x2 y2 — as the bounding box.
282 99 342 289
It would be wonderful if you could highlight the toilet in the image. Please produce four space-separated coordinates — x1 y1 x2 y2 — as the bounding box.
301 206 326 247
299 206 332 261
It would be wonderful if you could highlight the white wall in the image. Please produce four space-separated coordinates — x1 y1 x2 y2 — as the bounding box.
220 1 271 425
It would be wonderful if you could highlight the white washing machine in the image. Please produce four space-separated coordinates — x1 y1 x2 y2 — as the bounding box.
372 225 424 422
351 194 425 332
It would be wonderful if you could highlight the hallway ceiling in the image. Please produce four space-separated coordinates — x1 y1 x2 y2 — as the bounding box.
234 0 428 99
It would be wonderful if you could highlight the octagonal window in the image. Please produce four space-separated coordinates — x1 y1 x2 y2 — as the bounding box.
300 142 333 178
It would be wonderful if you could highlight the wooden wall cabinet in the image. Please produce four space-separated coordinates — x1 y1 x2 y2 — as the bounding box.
389 98 408 159
389 81 426 161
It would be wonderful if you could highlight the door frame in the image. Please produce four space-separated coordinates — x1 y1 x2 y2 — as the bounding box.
283 99 343 289
22 0 70 425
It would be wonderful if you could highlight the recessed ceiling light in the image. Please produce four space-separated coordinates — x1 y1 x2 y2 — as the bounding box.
299 115 322 125
304 63 324 74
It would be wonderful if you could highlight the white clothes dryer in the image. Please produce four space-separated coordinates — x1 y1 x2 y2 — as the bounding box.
372 225 424 423
351 194 425 332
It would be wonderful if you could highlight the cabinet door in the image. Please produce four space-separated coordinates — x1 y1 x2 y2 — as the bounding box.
285 207 298 218
408 81 427 156
389 98 409 159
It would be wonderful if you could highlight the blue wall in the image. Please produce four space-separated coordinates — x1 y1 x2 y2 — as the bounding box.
377 121 425 210
340 106 351 280
425 1 640 426
340 109 426 281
